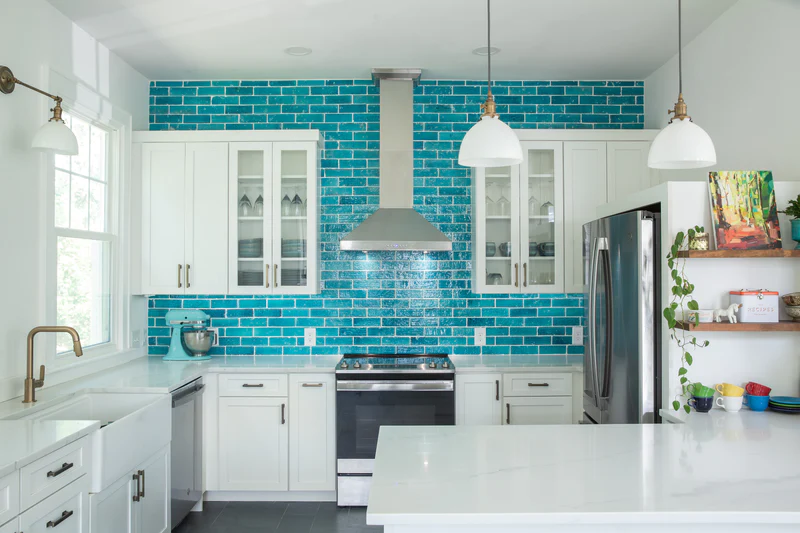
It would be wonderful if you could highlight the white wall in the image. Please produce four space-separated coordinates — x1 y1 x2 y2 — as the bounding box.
645 0 800 182
0 0 149 402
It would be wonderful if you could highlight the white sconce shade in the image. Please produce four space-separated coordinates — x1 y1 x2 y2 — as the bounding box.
458 115 523 168
31 120 78 156
647 118 716 169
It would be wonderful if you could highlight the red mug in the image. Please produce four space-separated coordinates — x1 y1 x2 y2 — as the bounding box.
745 382 772 396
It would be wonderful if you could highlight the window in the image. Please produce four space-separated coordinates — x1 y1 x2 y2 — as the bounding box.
53 112 115 355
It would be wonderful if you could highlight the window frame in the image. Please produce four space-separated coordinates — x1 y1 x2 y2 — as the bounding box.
45 108 125 368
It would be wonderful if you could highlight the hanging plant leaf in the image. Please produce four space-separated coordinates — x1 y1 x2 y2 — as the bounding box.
672 400 680 411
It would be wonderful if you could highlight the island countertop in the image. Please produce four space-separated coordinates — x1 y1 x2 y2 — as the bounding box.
367 410 800 531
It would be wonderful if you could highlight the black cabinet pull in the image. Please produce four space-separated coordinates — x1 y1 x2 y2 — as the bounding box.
506 403 510 425
47 462 74 478
133 473 140 502
281 403 286 425
528 382 550 387
139 469 145 498
47 510 74 528
242 383 264 388
495 380 499 401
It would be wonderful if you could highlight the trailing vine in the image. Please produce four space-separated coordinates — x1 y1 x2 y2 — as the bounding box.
663 226 710 413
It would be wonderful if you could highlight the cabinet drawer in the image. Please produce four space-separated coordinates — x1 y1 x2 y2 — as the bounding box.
19 475 89 533
19 437 89 511
504 397 572 425
219 374 288 397
0 470 19 528
503 373 572 397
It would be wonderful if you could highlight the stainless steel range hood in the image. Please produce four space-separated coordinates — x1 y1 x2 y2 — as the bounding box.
339 69 452 252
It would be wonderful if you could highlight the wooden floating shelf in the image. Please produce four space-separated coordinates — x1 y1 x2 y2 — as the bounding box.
677 249 800 258
676 320 800 332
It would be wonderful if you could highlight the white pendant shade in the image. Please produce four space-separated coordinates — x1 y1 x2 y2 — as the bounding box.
648 117 716 170
31 120 79 156
458 115 523 168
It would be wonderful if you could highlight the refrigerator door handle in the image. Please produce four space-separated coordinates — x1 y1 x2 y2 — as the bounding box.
588 237 609 405
599 244 613 400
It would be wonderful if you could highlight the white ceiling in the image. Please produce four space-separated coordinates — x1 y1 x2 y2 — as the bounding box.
46 0 736 81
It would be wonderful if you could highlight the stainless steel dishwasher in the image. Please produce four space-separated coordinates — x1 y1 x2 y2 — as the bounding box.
171 378 204 528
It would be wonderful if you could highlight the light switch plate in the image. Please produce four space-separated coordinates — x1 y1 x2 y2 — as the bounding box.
571 326 584 345
475 327 486 346
304 327 317 346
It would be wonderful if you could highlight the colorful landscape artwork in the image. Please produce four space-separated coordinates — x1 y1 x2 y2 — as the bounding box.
708 171 782 250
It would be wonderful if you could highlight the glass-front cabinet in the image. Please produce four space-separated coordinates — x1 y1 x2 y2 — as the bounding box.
229 142 318 295
473 141 564 294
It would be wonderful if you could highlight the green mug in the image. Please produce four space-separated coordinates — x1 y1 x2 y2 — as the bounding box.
688 383 716 398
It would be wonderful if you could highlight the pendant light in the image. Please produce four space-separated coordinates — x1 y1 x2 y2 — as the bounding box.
458 0 523 168
648 0 716 169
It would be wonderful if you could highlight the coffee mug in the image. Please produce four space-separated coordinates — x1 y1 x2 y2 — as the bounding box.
744 394 769 412
715 395 743 412
486 242 496 257
529 242 538 257
688 383 715 398
715 383 745 397
745 382 772 396
688 396 713 413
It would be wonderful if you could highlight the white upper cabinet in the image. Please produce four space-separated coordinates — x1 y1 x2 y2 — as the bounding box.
606 141 658 202
563 142 607 294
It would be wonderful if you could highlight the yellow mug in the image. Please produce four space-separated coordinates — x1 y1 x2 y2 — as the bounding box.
715 383 745 397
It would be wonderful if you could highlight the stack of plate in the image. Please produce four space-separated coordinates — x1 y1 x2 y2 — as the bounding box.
239 238 263 258
238 270 264 286
768 396 800 414
281 239 307 258
281 269 306 287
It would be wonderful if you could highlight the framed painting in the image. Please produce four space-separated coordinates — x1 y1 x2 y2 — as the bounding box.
707 171 782 250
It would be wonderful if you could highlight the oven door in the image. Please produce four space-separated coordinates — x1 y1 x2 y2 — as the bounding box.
336 379 455 462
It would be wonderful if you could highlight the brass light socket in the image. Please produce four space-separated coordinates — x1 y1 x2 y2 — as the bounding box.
668 92 691 123
0 66 16 95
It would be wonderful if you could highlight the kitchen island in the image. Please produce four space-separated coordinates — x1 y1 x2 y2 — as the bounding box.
367 410 800 532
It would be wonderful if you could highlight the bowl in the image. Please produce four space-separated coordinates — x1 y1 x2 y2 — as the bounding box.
781 292 800 306
785 305 800 322
182 329 215 356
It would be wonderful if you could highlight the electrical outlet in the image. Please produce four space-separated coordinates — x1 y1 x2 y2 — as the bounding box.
304 327 317 346
475 327 487 346
132 329 142 348
571 326 584 345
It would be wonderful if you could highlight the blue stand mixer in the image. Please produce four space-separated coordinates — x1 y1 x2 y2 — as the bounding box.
163 309 215 361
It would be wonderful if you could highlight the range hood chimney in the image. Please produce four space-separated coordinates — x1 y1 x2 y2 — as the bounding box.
339 68 452 252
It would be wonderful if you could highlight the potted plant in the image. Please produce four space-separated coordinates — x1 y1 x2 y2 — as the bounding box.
779 195 800 249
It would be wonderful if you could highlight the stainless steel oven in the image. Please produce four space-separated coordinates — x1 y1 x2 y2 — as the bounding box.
335 354 455 506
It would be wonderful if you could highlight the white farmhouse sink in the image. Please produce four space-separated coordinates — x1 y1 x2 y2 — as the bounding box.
10 392 171 492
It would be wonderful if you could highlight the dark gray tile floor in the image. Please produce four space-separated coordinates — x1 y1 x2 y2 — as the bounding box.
173 501 383 533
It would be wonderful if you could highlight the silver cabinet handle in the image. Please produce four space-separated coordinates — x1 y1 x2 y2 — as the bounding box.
302 383 323 388
132 472 140 502
281 403 286 424
274 264 279 287
506 403 510 425
495 380 499 401
185 264 191 288
177 264 182 288
265 263 270 288
47 462 74 478
47 510 73 528
242 383 264 388
528 382 550 387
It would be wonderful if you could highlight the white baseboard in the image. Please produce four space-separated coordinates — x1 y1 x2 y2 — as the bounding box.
204 490 336 502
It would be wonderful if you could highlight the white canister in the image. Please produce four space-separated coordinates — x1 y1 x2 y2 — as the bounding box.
729 289 779 323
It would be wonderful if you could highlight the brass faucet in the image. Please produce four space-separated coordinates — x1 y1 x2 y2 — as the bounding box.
24 326 83 403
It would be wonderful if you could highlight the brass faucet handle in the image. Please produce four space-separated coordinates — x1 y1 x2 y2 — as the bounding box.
34 364 45 388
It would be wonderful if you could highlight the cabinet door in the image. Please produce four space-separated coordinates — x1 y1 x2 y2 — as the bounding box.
138 447 170 533
185 143 228 294
456 374 501 426
142 143 186 294
606 142 657 202
520 142 564 293
288 374 335 491
503 397 572 425
272 143 319 295
218 397 288 491
0 518 18 533
228 142 273 295
89 473 135 533
563 142 607 293
18 476 89 533
474 165 521 293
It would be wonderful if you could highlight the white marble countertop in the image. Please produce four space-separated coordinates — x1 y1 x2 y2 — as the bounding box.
0 420 100 478
367 410 800 526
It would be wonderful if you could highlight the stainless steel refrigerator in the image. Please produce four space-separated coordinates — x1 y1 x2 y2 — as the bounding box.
582 210 661 424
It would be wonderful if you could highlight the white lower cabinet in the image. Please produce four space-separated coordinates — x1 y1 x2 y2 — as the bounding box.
19 475 89 533
503 397 573 425
218 397 288 491
0 519 18 533
288 375 336 491
88 446 169 533
456 374 502 426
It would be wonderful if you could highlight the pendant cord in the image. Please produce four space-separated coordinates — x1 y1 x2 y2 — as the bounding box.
678 0 682 94
487 0 492 95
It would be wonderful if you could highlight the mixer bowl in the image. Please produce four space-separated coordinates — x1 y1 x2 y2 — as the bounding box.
181 329 215 356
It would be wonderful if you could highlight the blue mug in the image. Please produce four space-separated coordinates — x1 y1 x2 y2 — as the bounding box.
688 395 713 413
744 394 769 412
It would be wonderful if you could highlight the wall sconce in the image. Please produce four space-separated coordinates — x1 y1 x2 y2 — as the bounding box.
0 65 78 155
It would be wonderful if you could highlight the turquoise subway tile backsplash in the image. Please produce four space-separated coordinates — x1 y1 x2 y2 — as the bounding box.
147 79 643 362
